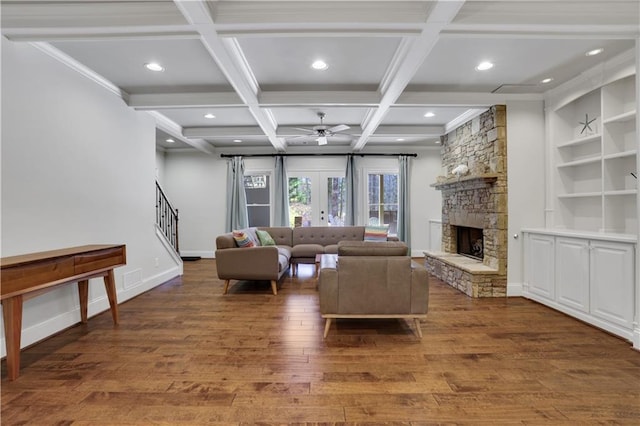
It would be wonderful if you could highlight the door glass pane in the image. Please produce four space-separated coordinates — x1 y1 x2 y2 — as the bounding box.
289 176 312 227
327 177 346 226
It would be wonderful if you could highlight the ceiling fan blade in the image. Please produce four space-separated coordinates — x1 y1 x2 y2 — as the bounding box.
327 124 350 133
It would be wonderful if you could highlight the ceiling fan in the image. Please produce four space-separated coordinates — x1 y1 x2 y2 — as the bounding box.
289 112 350 145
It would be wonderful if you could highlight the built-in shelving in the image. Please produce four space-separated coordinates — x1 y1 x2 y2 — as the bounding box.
551 73 637 235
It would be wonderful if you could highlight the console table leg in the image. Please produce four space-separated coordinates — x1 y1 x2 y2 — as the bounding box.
103 270 119 325
2 296 23 381
78 280 89 323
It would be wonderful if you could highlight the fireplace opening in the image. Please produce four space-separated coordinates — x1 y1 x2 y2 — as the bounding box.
456 226 484 260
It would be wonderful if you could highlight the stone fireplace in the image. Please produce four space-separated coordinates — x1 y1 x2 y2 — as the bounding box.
424 105 508 297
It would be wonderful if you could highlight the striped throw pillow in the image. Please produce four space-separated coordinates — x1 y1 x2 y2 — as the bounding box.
364 225 389 242
233 230 255 248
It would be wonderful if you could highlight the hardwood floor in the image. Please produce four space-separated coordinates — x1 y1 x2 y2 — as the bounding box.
2 259 640 424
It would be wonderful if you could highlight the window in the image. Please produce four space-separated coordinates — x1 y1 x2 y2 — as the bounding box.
367 173 398 234
244 174 270 227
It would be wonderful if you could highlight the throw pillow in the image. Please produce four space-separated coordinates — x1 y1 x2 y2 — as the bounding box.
233 230 256 248
364 225 389 242
256 229 276 246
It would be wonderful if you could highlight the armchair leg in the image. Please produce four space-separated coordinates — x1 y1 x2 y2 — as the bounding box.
413 318 423 339
270 280 278 295
223 280 230 295
323 318 332 339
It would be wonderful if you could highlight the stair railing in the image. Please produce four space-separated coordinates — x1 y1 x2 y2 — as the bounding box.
156 181 179 254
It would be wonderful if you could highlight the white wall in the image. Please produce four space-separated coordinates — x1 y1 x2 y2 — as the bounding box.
164 148 442 257
0 39 181 357
156 149 166 185
164 150 228 258
505 100 546 295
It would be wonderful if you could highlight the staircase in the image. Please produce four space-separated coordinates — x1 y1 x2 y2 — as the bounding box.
156 181 179 255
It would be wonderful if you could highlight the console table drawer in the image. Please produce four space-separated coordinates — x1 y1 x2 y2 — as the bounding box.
74 246 126 275
1 257 75 297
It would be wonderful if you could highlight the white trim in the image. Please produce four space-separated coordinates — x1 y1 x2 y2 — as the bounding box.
444 108 489 134
30 42 127 101
181 250 215 259
507 282 523 297
155 224 184 270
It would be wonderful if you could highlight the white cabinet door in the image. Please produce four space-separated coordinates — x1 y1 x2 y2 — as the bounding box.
590 241 635 328
556 237 590 313
525 233 555 300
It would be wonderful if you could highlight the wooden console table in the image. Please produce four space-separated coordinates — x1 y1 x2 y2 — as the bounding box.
1 244 126 380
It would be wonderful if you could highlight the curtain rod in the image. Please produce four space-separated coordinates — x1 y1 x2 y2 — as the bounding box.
220 153 417 158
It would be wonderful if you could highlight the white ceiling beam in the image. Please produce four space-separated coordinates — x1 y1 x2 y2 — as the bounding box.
442 25 640 40
184 126 267 138
259 91 380 107
149 111 215 155
352 0 466 151
174 0 286 152
3 27 199 42
397 91 543 105
128 92 244 110
373 125 445 136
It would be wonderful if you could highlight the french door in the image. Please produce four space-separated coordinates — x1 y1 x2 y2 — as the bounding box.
288 171 346 227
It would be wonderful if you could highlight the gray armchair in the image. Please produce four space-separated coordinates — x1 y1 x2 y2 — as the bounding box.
318 241 429 338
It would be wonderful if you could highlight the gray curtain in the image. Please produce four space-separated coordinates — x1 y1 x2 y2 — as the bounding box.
397 155 411 249
344 155 357 225
225 156 248 231
273 155 290 226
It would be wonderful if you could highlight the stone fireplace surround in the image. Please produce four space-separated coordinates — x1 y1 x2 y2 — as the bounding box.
424 106 507 297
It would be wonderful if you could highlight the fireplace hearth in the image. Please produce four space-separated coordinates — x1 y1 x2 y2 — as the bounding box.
456 226 483 260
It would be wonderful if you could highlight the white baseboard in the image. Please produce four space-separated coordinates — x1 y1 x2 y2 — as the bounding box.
507 282 523 297
180 250 215 259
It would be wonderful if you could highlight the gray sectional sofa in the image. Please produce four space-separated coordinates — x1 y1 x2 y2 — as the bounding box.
215 226 399 295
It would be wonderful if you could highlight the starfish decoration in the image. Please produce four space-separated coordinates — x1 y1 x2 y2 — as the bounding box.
579 113 596 135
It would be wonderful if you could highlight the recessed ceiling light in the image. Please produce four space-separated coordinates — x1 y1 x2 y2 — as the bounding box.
311 60 328 70
396 138 405 142
165 138 175 143
233 139 242 143
586 48 604 56
540 77 554 84
424 112 435 118
144 62 164 72
475 61 494 71
204 113 216 119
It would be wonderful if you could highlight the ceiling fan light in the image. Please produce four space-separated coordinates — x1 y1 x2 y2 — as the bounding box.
317 136 328 145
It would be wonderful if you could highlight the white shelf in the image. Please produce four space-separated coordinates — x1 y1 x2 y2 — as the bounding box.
603 110 636 124
557 133 601 148
557 192 602 199
556 156 601 168
604 189 637 196
603 149 637 160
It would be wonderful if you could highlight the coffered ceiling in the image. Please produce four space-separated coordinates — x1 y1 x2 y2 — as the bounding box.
2 1 638 153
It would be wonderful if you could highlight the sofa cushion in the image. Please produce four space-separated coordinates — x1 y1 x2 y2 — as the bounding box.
256 229 276 246
338 241 408 256
364 225 389 242
291 243 325 258
233 230 256 248
292 226 365 246
324 244 339 254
